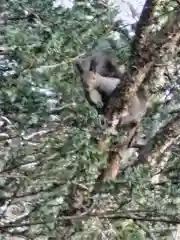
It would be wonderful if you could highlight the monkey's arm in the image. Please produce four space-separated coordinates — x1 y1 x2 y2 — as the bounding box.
89 89 103 108
82 88 104 114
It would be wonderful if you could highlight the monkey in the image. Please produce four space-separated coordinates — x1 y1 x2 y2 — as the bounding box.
75 58 121 111
74 52 123 111
75 56 147 128
75 52 123 79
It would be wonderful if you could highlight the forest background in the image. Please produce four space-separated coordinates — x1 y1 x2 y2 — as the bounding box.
1 0 180 239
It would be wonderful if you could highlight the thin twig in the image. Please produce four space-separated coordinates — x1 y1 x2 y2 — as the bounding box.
1 211 180 230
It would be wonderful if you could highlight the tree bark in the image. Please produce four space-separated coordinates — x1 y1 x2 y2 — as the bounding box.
138 113 180 166
97 1 180 182
105 4 180 120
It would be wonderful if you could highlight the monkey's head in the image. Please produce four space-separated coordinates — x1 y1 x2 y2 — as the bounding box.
75 59 98 91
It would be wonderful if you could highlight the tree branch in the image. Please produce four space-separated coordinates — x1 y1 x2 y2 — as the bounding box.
105 3 180 120
98 2 180 181
1 210 180 230
138 113 180 165
118 112 180 173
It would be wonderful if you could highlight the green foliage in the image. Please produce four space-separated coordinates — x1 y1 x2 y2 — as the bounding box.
0 0 180 239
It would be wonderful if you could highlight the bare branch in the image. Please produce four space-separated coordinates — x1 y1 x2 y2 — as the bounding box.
1 210 180 230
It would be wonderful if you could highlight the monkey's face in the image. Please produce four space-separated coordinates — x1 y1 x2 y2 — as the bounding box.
82 71 97 91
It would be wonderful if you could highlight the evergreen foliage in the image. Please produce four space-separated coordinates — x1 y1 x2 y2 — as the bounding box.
0 0 180 239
